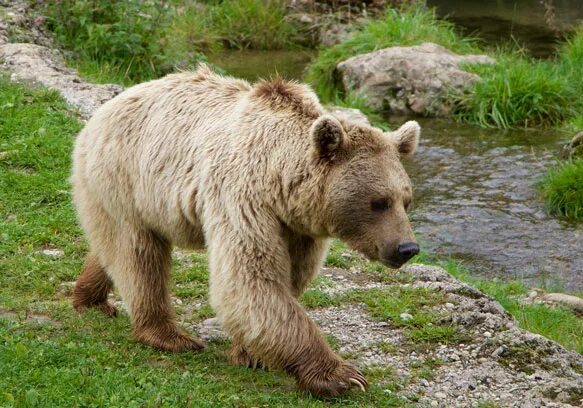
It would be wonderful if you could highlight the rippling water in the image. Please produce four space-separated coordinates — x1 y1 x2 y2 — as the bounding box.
405 119 582 291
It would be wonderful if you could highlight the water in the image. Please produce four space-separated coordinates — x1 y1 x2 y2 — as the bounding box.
207 50 315 81
404 119 583 292
427 0 583 57
210 47 582 291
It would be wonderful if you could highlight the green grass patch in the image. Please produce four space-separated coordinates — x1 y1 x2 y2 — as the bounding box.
435 258 583 354
39 0 310 85
42 0 174 85
305 5 478 103
539 159 583 220
168 0 306 53
346 287 466 347
454 51 574 128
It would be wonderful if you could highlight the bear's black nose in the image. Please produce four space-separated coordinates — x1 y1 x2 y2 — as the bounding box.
397 242 419 263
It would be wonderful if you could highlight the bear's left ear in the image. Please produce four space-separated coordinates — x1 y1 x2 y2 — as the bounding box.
387 120 420 158
310 115 345 159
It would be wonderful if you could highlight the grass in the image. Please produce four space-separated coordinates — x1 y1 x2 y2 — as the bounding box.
540 159 583 220
167 0 306 54
304 5 479 103
438 258 583 354
454 51 573 128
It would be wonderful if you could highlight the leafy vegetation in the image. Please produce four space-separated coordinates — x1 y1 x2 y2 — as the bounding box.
39 0 310 85
168 0 306 54
540 159 583 220
42 0 173 84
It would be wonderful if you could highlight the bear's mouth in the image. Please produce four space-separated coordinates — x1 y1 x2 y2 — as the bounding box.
381 259 404 269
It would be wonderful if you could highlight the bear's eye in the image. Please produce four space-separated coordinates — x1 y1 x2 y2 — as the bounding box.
371 198 390 212
404 198 413 211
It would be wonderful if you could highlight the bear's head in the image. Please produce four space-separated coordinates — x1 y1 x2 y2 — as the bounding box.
311 115 420 269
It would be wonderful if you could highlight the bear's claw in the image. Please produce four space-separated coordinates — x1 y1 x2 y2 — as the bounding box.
228 343 265 369
297 361 369 396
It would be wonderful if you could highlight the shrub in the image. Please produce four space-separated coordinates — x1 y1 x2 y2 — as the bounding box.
540 159 583 220
44 0 171 83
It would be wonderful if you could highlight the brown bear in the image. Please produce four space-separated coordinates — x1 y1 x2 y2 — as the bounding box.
71 64 420 396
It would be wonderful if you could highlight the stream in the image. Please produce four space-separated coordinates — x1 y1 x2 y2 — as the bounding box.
405 119 582 292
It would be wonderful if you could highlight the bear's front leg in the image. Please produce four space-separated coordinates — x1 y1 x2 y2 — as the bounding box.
207 228 367 396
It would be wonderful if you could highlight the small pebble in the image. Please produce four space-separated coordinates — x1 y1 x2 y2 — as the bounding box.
37 249 64 258
528 290 538 299
483 331 492 338
400 312 413 321
435 392 447 399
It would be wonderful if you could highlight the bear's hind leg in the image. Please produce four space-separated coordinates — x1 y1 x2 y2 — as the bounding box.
73 254 118 317
110 229 204 352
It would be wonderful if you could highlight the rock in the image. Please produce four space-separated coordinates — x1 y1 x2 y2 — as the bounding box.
327 106 371 126
319 23 354 47
562 131 583 160
0 43 123 118
400 312 413 321
336 42 495 116
542 292 583 314
528 290 539 299
37 248 64 258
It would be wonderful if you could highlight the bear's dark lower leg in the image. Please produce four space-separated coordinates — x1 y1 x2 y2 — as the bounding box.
73 254 117 317
121 230 204 352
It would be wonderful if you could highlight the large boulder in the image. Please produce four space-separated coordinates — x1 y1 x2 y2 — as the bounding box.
327 105 371 125
337 42 495 116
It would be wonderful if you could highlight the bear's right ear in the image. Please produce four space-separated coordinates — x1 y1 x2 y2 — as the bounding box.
310 115 345 159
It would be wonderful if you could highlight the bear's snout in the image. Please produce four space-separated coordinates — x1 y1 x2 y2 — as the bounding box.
397 242 419 263
380 241 419 268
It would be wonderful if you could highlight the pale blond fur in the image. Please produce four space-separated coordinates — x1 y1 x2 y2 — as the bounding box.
71 64 420 396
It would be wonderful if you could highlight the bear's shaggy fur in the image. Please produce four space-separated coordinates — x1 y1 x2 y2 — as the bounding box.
71 64 420 396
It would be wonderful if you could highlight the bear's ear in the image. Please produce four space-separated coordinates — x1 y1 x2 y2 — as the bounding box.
310 115 345 159
387 120 420 158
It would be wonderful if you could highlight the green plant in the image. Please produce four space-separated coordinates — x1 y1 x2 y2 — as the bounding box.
43 0 171 83
454 52 573 128
167 0 304 55
540 159 583 220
